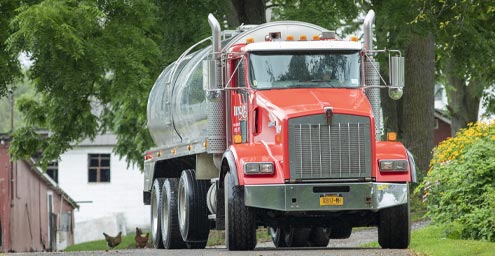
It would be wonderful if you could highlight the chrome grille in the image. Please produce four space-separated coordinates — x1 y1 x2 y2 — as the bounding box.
289 114 371 180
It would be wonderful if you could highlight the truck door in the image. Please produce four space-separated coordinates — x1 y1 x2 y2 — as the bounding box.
230 58 248 145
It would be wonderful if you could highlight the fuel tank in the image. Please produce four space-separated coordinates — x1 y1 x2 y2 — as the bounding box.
147 21 328 148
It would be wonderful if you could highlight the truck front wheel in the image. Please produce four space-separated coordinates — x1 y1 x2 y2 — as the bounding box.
329 224 352 239
378 203 410 249
224 172 257 250
308 227 330 247
284 228 311 247
151 178 165 248
177 169 210 247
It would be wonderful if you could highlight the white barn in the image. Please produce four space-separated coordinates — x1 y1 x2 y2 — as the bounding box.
54 133 149 244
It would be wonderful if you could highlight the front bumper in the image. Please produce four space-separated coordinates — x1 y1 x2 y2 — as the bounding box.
244 182 408 211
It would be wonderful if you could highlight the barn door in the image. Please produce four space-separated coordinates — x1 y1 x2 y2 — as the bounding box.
47 193 57 251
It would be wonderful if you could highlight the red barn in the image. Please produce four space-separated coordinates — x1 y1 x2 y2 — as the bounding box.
0 134 78 252
434 110 452 146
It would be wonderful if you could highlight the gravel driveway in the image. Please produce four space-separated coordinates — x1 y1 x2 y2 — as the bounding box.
9 221 430 256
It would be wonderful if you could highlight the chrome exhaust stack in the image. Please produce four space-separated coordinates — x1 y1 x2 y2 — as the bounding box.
207 14 226 154
363 10 382 141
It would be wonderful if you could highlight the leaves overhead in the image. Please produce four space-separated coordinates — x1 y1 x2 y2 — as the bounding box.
7 0 163 168
0 0 25 97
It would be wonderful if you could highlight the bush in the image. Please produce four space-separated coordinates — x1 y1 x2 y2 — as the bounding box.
418 121 495 241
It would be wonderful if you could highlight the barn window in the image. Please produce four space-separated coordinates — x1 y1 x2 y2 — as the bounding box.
47 161 58 183
88 154 111 183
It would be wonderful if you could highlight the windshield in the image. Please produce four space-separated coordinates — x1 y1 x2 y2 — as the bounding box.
249 51 361 89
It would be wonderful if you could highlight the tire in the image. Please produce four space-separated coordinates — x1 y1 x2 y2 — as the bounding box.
308 227 330 247
329 224 352 239
284 228 311 247
160 178 187 249
151 178 165 249
378 203 410 249
177 169 210 246
269 227 288 248
224 172 257 250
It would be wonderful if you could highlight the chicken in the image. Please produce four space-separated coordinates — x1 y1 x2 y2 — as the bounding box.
103 231 122 249
135 227 149 248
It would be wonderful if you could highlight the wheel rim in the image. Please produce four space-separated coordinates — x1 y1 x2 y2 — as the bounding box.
178 179 187 233
284 228 293 246
161 185 169 240
269 227 278 241
151 187 158 238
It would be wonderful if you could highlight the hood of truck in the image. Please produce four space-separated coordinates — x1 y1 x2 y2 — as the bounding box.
255 88 373 120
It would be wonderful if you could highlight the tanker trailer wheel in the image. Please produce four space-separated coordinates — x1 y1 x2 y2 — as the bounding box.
308 227 330 247
160 178 187 249
269 227 288 247
329 223 352 239
284 228 311 247
224 171 257 250
177 169 210 248
378 203 410 249
151 178 165 248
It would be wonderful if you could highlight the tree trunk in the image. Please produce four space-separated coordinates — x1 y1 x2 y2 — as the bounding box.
230 0 266 24
445 58 482 135
400 32 435 172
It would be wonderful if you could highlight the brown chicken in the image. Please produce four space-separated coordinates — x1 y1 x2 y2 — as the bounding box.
135 227 149 248
103 231 122 249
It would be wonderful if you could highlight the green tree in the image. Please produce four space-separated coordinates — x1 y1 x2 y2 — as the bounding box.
430 0 495 135
271 0 360 33
372 0 436 172
0 0 26 97
7 0 163 168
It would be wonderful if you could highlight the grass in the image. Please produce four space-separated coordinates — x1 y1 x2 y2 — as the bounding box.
64 231 141 251
362 225 495 256
64 228 272 251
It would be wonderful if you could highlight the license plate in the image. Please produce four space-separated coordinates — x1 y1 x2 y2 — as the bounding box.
320 196 344 206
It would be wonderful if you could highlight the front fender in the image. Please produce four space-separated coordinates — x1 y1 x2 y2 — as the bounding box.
225 143 285 186
375 141 412 182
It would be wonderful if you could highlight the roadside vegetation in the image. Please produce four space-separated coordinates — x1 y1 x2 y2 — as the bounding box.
64 231 140 251
364 225 495 256
417 121 495 241
64 228 272 251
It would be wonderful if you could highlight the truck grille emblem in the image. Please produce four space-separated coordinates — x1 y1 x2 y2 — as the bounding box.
325 107 333 125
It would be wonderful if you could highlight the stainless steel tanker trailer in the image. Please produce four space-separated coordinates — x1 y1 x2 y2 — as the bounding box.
142 10 415 251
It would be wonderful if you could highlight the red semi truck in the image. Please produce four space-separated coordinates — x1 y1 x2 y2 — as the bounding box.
143 10 415 250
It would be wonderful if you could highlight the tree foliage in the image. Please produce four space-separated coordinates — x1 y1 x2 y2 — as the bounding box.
7 0 163 168
0 0 27 97
271 0 360 35
371 0 436 172
424 0 495 134
418 121 495 241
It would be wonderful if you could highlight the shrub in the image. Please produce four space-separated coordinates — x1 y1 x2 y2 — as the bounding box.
418 121 495 241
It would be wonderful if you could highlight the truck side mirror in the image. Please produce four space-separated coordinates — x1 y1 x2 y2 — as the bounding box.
388 56 404 100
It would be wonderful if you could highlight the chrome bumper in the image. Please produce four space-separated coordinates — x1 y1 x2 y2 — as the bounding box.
244 182 408 211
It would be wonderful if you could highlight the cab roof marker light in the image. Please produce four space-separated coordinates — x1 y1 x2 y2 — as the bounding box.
312 35 320 41
299 35 307 41
246 37 254 44
286 35 294 41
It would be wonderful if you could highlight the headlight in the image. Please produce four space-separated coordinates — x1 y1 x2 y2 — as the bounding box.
244 162 274 175
379 160 408 172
